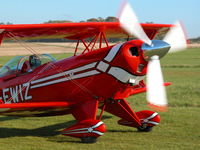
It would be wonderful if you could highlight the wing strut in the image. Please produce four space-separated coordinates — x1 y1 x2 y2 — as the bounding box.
0 29 5 45
74 31 109 56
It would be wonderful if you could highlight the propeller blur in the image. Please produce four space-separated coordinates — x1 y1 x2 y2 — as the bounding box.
119 1 187 111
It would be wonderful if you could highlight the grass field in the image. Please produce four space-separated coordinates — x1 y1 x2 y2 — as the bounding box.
0 48 200 150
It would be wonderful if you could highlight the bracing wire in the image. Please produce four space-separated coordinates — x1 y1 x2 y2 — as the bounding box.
5 31 98 103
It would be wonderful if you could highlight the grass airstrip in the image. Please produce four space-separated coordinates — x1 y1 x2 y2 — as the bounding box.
0 47 199 150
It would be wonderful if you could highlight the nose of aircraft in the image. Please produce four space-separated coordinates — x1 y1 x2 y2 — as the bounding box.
142 40 171 61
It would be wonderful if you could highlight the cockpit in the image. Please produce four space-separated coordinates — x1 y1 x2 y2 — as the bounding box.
0 54 56 77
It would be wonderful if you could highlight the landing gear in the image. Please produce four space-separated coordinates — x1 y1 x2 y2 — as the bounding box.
136 110 160 132
81 137 97 143
62 120 106 143
118 110 160 133
137 124 153 132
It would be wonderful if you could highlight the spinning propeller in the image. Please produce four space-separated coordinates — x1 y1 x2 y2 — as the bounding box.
119 2 187 111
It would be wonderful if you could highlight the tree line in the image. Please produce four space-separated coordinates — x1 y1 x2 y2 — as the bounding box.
189 37 200 43
44 16 118 24
0 16 119 25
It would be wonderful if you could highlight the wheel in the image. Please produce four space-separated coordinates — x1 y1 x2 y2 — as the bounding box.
137 124 153 132
80 137 97 143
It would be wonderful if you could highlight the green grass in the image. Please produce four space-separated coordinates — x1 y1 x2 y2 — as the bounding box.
0 48 200 150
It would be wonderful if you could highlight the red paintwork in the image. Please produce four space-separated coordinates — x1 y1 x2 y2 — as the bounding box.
0 102 71 108
100 98 142 127
0 22 172 141
0 22 172 41
118 110 160 128
62 119 106 138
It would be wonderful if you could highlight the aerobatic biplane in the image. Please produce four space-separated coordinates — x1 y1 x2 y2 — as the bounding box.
0 2 187 143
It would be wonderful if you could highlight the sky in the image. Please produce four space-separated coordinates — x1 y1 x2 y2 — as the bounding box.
0 0 199 38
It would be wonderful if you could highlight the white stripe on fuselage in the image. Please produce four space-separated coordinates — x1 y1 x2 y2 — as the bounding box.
31 70 100 89
31 62 97 84
108 67 145 84
104 43 123 62
30 44 123 89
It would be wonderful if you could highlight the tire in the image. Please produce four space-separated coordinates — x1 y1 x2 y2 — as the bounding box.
137 126 153 132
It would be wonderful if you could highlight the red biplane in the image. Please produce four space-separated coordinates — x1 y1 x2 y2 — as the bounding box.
0 3 187 143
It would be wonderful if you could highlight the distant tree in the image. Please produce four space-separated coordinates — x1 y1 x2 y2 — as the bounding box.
44 20 73 23
105 16 119 22
87 16 118 22
6 22 13 25
189 37 200 43
86 18 99 22
146 21 154 24
97 17 105 22
0 22 13 25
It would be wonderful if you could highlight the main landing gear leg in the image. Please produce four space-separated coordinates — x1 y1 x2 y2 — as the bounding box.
61 100 106 143
100 99 160 131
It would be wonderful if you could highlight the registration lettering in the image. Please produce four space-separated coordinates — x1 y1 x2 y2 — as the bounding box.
0 83 32 103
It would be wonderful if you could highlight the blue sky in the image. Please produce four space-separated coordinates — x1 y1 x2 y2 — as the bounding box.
0 0 199 38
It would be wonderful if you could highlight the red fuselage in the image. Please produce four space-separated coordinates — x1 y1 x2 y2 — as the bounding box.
0 40 147 116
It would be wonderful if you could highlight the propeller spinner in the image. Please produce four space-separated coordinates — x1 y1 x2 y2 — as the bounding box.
119 2 187 111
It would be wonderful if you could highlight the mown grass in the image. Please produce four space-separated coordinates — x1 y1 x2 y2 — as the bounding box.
0 48 200 150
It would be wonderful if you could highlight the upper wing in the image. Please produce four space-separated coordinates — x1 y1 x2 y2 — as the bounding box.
0 22 172 41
